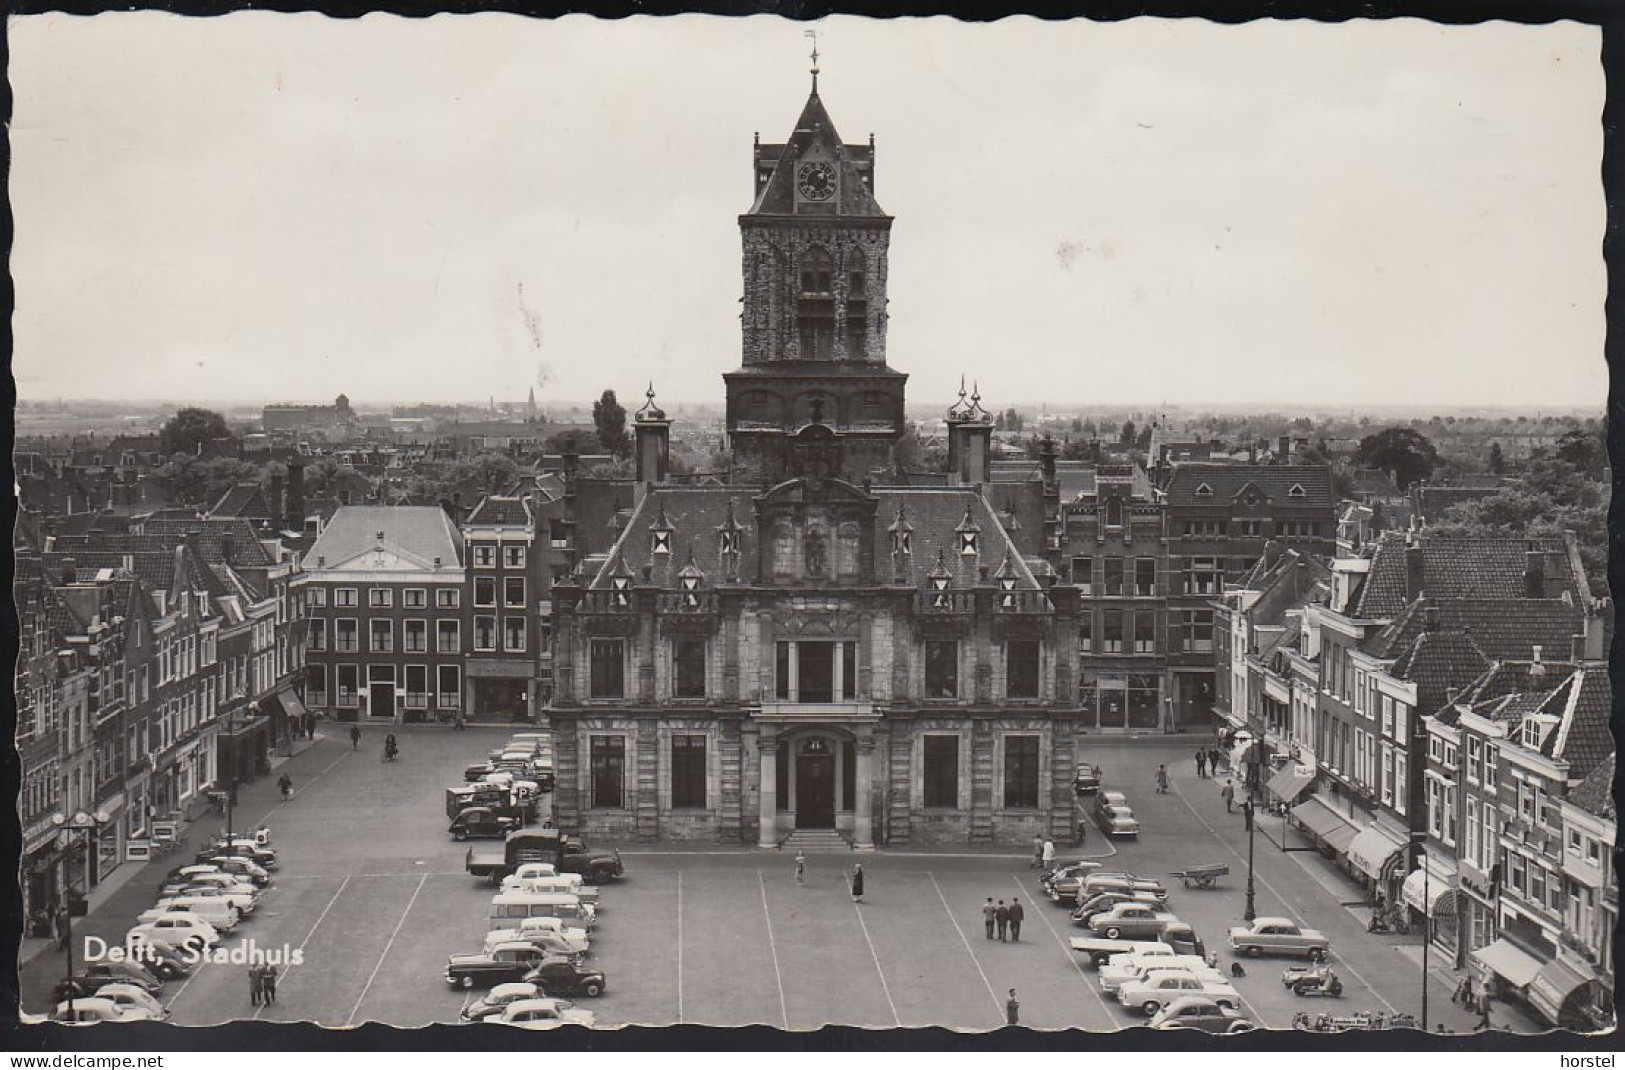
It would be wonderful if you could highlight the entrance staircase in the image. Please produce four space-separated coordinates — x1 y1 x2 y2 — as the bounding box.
779 829 852 853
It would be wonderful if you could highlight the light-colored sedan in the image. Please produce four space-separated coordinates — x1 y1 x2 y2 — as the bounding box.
1094 792 1141 837
51 997 160 1025
1149 995 1256 1033
1101 954 1224 994
1228 917 1330 960
484 917 590 955
461 982 543 1023
481 926 588 960
1086 903 1179 941
493 998 597 1030
94 983 169 1021
127 914 220 950
1117 969 1241 1016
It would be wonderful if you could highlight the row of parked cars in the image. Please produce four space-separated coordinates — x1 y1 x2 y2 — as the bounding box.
444 732 607 1030
48 831 279 1024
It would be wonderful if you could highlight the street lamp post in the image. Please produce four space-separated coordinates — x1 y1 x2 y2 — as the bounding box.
1413 831 1430 1032
49 808 112 1017
1242 798 1257 922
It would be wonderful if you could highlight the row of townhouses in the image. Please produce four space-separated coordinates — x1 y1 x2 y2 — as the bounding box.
1216 529 1613 1030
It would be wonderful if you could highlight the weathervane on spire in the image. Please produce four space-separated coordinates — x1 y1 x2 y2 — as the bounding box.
804 28 820 91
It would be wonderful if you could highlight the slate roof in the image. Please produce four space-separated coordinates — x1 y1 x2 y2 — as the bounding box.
1363 598 1583 663
748 87 886 218
588 482 1039 593
1566 753 1615 820
1350 532 1587 619
1459 660 1576 710
1162 464 1334 510
209 482 275 520
1386 630 1492 713
465 495 533 527
305 506 464 570
1541 668 1612 781
52 521 277 569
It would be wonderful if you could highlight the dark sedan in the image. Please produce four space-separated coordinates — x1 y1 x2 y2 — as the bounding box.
521 956 606 998
449 806 522 841
445 943 553 988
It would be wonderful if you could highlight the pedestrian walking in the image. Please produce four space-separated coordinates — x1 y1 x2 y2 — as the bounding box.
277 773 292 800
849 863 865 903
1076 818 1088 847
1155 764 1170 794
1008 896 1024 941
1195 750 1207 778
1477 997 1493 1032
995 899 1010 942
1041 839 1055 868
261 964 278 1004
349 725 360 750
54 906 69 952
982 897 996 939
1211 748 1224 774
794 853 806 885
1005 989 1020 1026
1030 834 1045 869
249 965 263 1007
305 713 316 741
1221 779 1235 813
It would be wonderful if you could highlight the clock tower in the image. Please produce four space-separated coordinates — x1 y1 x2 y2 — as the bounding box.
724 72 907 479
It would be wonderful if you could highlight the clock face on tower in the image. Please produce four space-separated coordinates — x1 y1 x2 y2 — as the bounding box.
797 161 837 201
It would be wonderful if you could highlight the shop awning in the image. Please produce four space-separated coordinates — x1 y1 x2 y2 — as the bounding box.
1267 766 1315 804
277 688 308 720
1528 958 1592 1024
1472 939 1545 990
1231 740 1262 770
1292 798 1359 849
1347 824 1409 880
1400 858 1459 915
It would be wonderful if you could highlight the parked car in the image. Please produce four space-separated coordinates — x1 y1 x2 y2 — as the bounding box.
1046 867 1136 906
481 926 585 961
161 884 257 915
521 956 607 998
461 982 544 1023
1117 969 1241 1016
1149 995 1256 1033
1101 954 1225 995
465 762 499 783
201 840 277 868
1071 891 1164 927
172 871 259 898
1078 874 1169 904
1094 791 1141 838
203 856 272 886
137 901 240 934
1227 917 1330 960
449 806 523 841
492 997 596 1029
1039 859 1100 887
63 961 162 995
1073 763 1103 796
127 914 220 950
484 916 591 955
50 997 159 1024
122 939 193 980
92 983 169 1020
1087 903 1180 941
445 942 555 988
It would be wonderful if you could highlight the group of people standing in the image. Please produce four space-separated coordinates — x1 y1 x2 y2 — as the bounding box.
1194 746 1225 779
248 962 279 1006
980 897 1026 942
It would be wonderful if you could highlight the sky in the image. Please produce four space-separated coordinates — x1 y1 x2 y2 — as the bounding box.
9 14 1607 410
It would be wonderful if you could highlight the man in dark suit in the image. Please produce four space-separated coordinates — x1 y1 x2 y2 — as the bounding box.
1007 896 1025 941
995 900 1010 942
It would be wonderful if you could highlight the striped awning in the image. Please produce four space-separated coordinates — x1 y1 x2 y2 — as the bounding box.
1400 858 1458 915
1347 824 1408 880
1528 958 1591 1024
1472 939 1544 990
1292 798 1359 850
1267 766 1315 804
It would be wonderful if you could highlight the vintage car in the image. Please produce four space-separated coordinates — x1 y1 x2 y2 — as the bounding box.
152 884 257 916
63 961 162 995
201 856 272 886
1117 968 1241 1016
520 956 607 998
92 983 170 1020
1078 874 1169 904
202 839 277 868
136 900 240 935
1228 917 1331 960
50 997 160 1025
176 871 261 897
1045 867 1137 906
461 982 545 1022
121 939 193 980
492 997 596 1030
1149 995 1256 1033
1086 903 1180 941
127 914 220 950
1073 763 1103 796
1101 954 1225 995
1071 891 1164 927
449 806 523 841
1039 858 1100 887
465 762 499 783
481 925 587 960
1094 791 1141 838
445 941 555 988
484 916 591 955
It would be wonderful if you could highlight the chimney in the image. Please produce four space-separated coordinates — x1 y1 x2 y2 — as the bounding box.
1573 598 1610 662
1039 435 1057 485
1523 550 1546 599
1421 603 1440 631
286 459 306 529
1278 436 1291 463
268 471 285 525
221 532 234 563
452 492 462 521
1263 539 1282 569
1404 542 1425 600
439 497 454 520
60 557 77 585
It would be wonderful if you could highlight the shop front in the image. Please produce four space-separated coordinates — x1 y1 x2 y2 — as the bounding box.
1401 854 1460 956
1347 821 1409 903
1290 795 1360 857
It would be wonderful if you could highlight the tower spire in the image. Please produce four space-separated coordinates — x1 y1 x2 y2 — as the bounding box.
804 29 820 94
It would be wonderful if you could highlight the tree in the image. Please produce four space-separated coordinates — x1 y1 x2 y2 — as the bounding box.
159 407 232 457
994 411 1007 431
547 428 602 455
1354 427 1439 489
593 390 629 457
154 455 259 508
1487 441 1506 475
1135 425 1154 451
1120 419 1136 446
1069 417 1083 433
1554 429 1607 481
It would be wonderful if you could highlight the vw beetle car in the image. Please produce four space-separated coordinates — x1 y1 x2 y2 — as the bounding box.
520 956 606 998
50 997 159 1024
493 997 596 1029
1149 995 1256 1033
449 806 522 841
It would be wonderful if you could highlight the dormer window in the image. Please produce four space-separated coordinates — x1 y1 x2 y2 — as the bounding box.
652 529 672 556
959 531 978 557
1289 484 1306 498
719 530 740 556
893 529 912 557
680 574 702 609
1196 483 1213 497
610 575 631 608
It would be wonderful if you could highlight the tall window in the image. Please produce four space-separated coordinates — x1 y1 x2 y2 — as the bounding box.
674 639 706 699
1071 556 1093 593
437 620 460 654
404 665 427 707
1188 557 1218 595
505 577 526 608
1104 558 1124 596
1134 558 1156 597
307 618 327 652
403 588 427 609
591 736 626 808
474 616 496 652
1103 610 1125 653
436 588 460 609
1006 640 1040 699
923 735 959 808
403 620 427 653
437 665 460 708
1134 612 1156 654
1004 735 1040 808
336 664 359 707
797 247 835 359
369 588 393 608
370 620 393 653
307 587 328 609
306 663 327 704
671 735 706 808
1185 609 1214 652
1078 614 1093 654
474 577 496 607
590 639 625 699
503 617 526 653
924 640 958 699
472 544 495 568
335 588 357 608
504 545 526 568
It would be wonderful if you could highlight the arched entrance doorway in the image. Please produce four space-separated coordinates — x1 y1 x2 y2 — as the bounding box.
795 737 836 829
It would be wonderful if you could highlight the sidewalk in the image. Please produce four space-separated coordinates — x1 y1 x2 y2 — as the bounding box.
18 731 335 973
